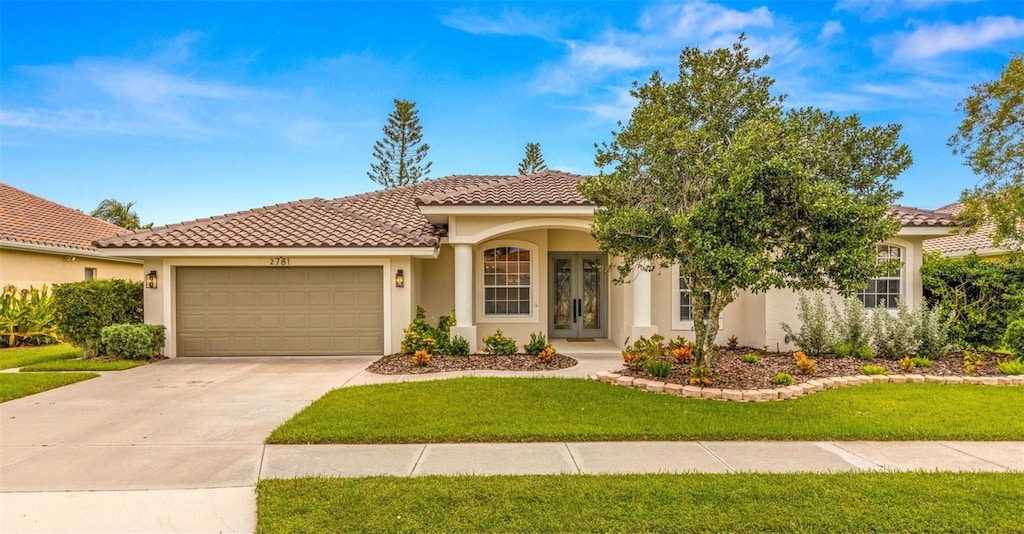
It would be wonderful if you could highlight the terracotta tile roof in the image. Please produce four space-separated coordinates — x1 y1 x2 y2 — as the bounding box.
924 202 1012 255
0 183 129 252
93 173 956 250
416 171 589 206
96 175 516 249
888 204 954 227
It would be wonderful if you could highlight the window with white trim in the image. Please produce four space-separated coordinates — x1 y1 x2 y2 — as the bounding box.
858 244 904 309
84 267 97 281
679 279 711 322
482 246 532 315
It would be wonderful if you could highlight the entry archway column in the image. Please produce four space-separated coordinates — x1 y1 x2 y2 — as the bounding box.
450 242 478 352
630 261 658 341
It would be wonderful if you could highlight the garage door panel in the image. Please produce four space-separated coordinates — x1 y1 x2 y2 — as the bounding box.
176 267 383 356
282 292 306 306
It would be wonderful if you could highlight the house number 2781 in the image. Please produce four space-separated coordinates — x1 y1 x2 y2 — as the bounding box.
269 257 290 266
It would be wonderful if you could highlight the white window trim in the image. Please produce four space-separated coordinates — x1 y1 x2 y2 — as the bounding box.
670 264 723 331
475 239 539 324
858 243 906 311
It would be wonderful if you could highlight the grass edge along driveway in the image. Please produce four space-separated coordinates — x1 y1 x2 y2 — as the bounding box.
0 372 98 402
257 472 1024 533
268 377 1024 443
0 344 80 370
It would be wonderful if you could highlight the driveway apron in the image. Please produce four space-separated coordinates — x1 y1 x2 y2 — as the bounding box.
0 356 373 533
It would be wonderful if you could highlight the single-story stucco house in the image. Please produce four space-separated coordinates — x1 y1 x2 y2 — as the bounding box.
1 183 142 288
94 171 953 358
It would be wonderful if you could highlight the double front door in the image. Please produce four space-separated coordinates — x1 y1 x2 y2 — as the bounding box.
549 253 607 339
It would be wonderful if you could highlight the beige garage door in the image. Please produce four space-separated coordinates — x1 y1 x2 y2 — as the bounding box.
176 267 383 356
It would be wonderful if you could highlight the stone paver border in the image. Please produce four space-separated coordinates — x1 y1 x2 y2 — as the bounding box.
591 371 1024 401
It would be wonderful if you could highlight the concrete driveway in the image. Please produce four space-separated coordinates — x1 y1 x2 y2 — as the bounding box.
0 356 375 533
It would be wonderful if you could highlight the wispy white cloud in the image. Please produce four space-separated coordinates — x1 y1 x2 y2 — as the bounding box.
836 0 979 20
883 16 1024 60
528 1 799 102
441 8 559 40
818 21 844 43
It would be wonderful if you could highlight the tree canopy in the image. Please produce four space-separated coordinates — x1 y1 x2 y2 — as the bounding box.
948 53 1023 251
579 37 909 374
368 99 432 188
90 199 152 230
518 142 548 174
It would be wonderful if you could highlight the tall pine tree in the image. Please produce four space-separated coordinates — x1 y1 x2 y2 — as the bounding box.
368 99 432 188
518 142 548 174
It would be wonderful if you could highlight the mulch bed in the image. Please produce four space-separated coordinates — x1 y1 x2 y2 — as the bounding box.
367 353 578 375
617 348 1011 390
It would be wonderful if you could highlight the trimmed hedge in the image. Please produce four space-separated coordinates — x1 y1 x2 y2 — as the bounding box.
921 253 1024 349
53 279 143 356
100 323 165 359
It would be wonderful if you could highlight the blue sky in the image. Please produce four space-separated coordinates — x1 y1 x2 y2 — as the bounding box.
2 1 1022 226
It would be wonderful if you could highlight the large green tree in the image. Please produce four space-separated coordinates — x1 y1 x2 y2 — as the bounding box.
90 199 152 230
579 37 909 375
368 99 432 188
518 142 548 174
948 54 1023 251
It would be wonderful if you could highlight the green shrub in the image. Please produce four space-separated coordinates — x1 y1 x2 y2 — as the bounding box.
448 336 470 356
741 353 759 364
0 285 60 347
524 332 548 356
772 372 794 386
645 358 672 378
482 330 517 355
914 304 952 358
910 357 933 368
862 365 888 376
831 297 872 350
780 293 834 355
400 307 455 354
622 335 670 369
834 341 876 360
997 360 1024 375
871 302 917 359
52 279 143 356
922 253 1024 348
1004 319 1024 361
100 323 165 360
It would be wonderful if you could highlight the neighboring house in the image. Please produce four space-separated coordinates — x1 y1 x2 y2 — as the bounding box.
0 183 143 288
924 202 1014 260
94 171 953 357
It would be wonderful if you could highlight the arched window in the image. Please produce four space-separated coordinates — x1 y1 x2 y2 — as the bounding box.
482 246 532 315
858 244 904 309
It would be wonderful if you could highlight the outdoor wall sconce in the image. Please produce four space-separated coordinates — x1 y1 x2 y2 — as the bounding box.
395 269 405 288
145 270 158 289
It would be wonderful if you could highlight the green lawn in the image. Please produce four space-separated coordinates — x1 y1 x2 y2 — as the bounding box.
0 372 98 402
268 377 1024 443
20 359 144 372
0 344 81 370
257 472 1024 533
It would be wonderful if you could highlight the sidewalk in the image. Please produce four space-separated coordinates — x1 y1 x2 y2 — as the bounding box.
260 440 1024 479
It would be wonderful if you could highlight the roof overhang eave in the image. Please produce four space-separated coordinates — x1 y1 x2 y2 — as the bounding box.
2 240 144 264
91 246 441 259
897 226 952 237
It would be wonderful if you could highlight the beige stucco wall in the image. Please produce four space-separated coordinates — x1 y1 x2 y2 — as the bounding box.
0 247 141 289
415 245 455 324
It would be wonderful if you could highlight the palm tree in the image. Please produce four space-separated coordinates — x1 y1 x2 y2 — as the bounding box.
90 199 152 230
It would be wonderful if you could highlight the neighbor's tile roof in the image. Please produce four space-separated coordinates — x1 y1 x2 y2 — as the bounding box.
924 202 1007 255
0 183 129 252
93 172 955 250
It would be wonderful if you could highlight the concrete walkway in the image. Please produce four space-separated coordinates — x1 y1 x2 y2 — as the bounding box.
261 441 1024 479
